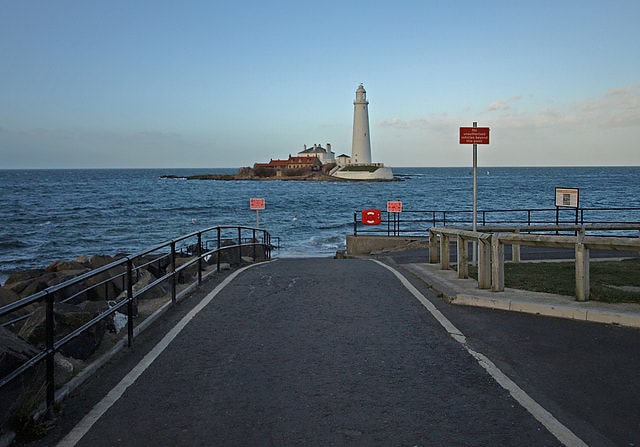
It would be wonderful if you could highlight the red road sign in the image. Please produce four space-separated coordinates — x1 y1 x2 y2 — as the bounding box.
387 201 402 213
361 209 381 225
459 127 490 144
250 198 265 210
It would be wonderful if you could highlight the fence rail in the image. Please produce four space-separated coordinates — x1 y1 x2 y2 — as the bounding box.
0 225 273 416
354 207 640 237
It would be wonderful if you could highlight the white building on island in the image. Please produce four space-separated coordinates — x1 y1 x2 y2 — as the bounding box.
332 84 393 180
297 143 336 165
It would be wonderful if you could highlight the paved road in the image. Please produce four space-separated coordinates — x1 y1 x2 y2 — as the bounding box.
22 256 640 446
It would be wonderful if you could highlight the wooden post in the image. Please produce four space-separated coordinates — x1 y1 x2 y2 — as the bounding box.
440 233 450 270
478 235 492 289
575 230 590 301
491 233 505 292
429 229 439 264
512 228 521 263
457 235 468 278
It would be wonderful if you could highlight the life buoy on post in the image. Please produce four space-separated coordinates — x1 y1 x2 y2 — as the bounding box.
361 209 381 225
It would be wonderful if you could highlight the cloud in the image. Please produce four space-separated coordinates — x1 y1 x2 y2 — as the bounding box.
573 82 640 127
487 100 510 112
376 118 428 129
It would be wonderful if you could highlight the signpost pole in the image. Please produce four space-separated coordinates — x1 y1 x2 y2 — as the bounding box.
472 122 478 265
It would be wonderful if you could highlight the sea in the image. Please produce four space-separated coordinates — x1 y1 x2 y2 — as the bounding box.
1 167 639 285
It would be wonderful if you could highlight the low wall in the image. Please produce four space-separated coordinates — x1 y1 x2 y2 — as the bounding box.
346 235 427 255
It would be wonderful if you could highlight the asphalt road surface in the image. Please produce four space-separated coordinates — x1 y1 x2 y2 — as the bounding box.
22 257 640 446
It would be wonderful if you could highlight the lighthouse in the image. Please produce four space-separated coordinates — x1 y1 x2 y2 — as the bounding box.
351 84 372 164
332 84 393 180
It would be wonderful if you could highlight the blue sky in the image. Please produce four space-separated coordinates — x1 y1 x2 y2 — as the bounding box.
2 0 639 168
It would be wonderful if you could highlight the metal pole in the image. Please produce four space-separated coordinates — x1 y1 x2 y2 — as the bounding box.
45 291 55 416
472 121 478 265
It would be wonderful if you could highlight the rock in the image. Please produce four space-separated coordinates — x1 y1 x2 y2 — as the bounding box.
45 260 89 273
3 269 47 288
0 326 40 434
0 326 38 379
175 257 198 283
85 266 126 301
89 254 121 270
18 302 106 360
116 268 167 300
0 287 28 326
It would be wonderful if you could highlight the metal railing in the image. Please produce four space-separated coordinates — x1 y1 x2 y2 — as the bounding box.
353 207 640 237
0 225 273 416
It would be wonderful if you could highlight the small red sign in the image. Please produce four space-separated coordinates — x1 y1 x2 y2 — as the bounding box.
387 201 402 213
459 127 490 144
250 198 265 210
361 209 381 225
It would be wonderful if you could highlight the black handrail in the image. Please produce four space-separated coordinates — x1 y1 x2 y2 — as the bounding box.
0 225 273 416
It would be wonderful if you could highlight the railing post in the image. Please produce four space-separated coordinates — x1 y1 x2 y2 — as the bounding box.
440 233 450 270
126 258 134 347
457 235 468 279
491 233 505 292
428 229 438 264
575 229 590 301
253 228 257 261
478 235 492 289
237 227 242 264
45 291 55 416
354 212 358 236
217 228 221 272
197 232 202 284
171 241 176 304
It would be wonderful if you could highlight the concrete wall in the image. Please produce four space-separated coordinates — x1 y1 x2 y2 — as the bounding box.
346 235 428 255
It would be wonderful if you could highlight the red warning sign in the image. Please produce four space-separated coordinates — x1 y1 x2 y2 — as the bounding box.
250 198 265 210
361 209 381 225
459 127 490 144
387 201 402 213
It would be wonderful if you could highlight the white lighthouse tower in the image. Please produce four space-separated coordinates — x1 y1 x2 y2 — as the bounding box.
351 84 372 164
333 84 393 180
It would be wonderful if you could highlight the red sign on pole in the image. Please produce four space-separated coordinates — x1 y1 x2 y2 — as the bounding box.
250 198 265 210
459 127 490 144
387 201 402 213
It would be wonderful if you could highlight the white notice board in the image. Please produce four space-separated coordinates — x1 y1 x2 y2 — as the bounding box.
555 188 579 208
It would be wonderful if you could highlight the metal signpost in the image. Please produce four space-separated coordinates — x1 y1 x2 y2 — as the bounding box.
555 187 580 227
387 201 402 236
459 123 490 263
250 198 265 228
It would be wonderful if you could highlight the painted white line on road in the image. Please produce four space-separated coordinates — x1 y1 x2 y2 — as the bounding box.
371 259 588 447
57 262 265 447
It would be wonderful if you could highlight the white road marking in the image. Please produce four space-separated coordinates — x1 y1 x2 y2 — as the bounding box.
371 259 588 447
57 262 264 447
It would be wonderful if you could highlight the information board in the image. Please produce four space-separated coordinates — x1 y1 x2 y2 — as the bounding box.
555 188 579 208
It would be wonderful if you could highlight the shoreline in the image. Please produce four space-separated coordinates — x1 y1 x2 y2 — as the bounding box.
160 172 399 182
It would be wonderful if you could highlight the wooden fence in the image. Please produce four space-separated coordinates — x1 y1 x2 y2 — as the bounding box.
428 225 640 301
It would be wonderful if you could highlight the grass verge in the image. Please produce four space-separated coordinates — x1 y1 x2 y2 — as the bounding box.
468 258 640 303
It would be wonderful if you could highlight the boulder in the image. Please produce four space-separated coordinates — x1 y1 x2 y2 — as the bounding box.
0 326 40 434
0 287 28 327
3 269 47 288
175 257 198 283
18 302 106 360
45 260 89 273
